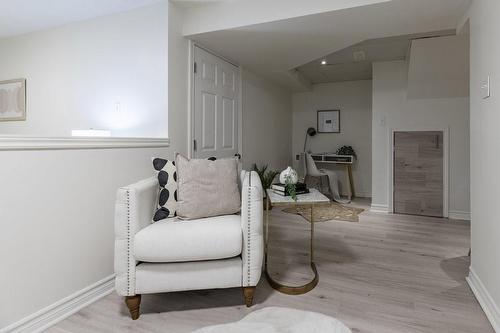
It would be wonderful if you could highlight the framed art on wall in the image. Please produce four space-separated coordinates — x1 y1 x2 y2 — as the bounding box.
0 78 26 121
317 110 340 133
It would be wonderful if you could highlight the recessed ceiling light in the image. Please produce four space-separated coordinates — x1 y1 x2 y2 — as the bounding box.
321 60 327 65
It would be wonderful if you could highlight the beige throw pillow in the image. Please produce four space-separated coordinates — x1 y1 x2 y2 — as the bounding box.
176 154 240 219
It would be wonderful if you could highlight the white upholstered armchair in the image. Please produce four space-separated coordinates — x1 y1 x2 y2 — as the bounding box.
114 171 264 320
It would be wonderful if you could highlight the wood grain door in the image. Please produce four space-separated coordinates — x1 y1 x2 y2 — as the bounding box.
393 131 443 217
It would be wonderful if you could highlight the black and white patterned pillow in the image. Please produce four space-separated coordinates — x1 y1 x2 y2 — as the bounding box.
152 158 177 222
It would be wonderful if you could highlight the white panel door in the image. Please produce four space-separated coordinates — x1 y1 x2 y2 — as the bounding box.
193 46 239 159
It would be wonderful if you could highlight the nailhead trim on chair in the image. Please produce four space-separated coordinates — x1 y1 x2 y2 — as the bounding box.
246 171 251 286
126 189 131 296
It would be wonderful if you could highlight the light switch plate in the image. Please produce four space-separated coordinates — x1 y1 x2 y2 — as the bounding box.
379 114 386 126
481 76 490 99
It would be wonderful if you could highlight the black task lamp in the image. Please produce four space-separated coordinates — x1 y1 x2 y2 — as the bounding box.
303 127 317 152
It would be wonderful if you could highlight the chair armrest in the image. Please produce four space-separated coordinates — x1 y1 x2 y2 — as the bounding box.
114 177 157 296
240 171 264 287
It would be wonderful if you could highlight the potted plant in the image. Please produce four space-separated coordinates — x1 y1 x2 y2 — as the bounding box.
336 145 357 159
252 164 280 210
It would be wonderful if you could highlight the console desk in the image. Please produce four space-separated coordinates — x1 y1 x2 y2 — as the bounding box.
309 153 355 200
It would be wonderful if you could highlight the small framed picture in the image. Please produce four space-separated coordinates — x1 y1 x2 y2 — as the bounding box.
317 110 340 133
0 78 26 121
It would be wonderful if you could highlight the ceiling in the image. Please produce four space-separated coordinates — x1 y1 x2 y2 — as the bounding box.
186 0 471 90
297 30 456 84
175 0 391 36
0 0 471 89
0 0 164 39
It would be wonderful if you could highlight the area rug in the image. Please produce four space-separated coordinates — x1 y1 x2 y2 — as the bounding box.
191 307 352 333
283 202 364 223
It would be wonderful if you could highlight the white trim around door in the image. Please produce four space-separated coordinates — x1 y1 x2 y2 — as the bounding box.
388 127 449 218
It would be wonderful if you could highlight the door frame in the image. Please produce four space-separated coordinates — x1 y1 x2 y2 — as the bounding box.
188 41 243 159
388 127 449 217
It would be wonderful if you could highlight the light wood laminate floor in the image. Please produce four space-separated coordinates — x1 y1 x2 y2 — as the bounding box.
48 198 493 333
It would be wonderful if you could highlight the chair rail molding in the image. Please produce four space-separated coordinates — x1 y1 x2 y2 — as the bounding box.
1 275 115 333
0 136 170 150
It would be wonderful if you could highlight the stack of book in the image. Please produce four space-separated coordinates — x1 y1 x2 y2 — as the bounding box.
271 182 309 196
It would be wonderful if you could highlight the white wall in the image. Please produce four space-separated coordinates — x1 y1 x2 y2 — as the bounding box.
407 35 469 99
241 69 292 171
0 2 192 330
292 80 372 197
371 34 470 217
466 0 500 330
168 2 189 154
0 3 168 138
0 146 174 329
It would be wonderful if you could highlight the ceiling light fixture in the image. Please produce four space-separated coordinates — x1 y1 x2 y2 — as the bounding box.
320 60 327 65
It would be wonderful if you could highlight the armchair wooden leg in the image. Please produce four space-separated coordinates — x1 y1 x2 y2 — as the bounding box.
125 295 141 320
242 287 256 307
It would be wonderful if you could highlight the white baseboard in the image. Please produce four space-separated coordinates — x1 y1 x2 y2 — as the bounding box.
341 192 371 198
448 210 471 221
368 206 470 219
467 268 500 332
2 275 115 333
370 204 389 214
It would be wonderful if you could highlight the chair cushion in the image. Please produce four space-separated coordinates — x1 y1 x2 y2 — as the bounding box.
134 215 242 263
175 154 240 220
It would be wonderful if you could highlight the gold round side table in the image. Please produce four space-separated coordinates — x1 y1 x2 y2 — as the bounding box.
264 188 330 295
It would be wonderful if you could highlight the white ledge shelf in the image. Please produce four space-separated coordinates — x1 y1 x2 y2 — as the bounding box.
0 136 170 150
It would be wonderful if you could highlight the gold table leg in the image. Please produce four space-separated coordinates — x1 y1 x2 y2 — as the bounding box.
265 203 319 295
265 196 269 269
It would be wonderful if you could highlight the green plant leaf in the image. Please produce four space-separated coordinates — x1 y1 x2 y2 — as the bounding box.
284 174 297 201
253 164 279 190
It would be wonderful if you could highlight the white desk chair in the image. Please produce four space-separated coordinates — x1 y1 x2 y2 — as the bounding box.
304 153 350 204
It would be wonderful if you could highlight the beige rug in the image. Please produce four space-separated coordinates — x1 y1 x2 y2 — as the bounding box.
283 202 364 223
